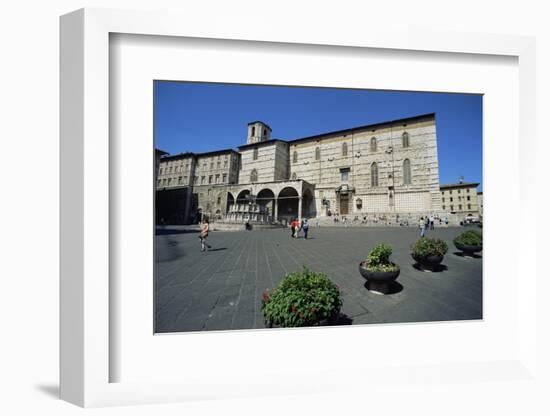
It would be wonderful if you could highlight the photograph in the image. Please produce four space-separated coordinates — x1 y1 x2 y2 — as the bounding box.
154 81 483 333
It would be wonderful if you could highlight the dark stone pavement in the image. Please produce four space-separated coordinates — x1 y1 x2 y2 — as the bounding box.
155 225 482 333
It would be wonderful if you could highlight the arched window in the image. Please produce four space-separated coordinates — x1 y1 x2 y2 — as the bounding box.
356 198 363 209
293 151 298 163
371 162 379 187
342 142 348 156
315 147 320 161
402 132 410 148
403 159 412 185
370 137 377 152
250 169 258 183
291 172 297 180
253 147 258 160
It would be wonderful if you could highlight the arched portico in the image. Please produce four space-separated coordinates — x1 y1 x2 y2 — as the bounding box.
278 187 300 223
226 191 235 212
256 188 275 217
236 189 251 204
225 180 314 224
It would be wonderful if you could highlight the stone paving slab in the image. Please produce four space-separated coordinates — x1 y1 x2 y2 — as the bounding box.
155 226 483 333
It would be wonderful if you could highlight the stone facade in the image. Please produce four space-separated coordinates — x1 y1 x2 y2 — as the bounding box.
156 113 446 224
440 181 481 221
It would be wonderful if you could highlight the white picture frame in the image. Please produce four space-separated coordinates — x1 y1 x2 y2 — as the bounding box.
60 7 538 408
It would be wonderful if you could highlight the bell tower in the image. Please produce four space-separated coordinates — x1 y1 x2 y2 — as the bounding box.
247 121 272 144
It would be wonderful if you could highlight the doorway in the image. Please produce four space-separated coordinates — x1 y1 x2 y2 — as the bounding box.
339 193 349 215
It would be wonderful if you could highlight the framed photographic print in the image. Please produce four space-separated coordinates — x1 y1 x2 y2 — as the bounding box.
153 81 483 334
60 7 538 408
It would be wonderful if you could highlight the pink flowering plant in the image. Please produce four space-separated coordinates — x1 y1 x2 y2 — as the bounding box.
261 267 342 328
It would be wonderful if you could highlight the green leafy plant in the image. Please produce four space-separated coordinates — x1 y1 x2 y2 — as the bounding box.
261 267 342 328
362 243 399 272
410 238 448 260
454 230 482 246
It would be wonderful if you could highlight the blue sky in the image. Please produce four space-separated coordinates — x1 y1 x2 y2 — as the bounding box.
155 81 482 190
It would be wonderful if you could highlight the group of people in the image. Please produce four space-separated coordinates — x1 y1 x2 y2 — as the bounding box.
289 218 310 239
418 214 449 237
198 215 312 253
197 212 451 251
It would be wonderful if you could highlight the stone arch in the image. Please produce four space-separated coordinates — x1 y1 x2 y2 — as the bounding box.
277 186 299 223
226 191 235 212
257 188 276 217
236 189 251 204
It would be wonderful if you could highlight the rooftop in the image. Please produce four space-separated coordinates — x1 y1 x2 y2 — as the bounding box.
440 182 480 189
160 148 239 161
159 152 195 161
238 139 288 150
247 120 272 131
287 113 436 145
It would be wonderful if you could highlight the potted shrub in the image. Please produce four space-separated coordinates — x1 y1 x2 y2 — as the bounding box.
359 243 400 294
410 238 448 271
261 266 342 328
453 229 482 257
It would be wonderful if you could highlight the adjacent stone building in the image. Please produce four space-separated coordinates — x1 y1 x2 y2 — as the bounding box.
156 113 447 224
439 181 481 222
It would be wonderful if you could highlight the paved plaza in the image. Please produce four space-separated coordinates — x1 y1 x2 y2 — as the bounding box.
155 226 482 333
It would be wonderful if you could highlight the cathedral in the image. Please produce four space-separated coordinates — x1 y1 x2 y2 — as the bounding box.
156 113 443 225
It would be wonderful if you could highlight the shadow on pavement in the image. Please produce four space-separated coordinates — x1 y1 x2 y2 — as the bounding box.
452 251 482 259
412 263 449 273
363 280 404 295
329 313 354 325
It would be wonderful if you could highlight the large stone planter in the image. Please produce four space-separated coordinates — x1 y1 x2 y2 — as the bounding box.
412 254 444 272
359 262 400 294
454 241 482 257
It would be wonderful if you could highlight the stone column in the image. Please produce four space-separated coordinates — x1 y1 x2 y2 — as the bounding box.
273 198 278 223
298 197 303 222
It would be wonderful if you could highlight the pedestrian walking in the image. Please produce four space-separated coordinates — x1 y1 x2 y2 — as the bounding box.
199 217 212 252
429 214 435 230
419 216 426 238
290 217 296 238
302 218 309 239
